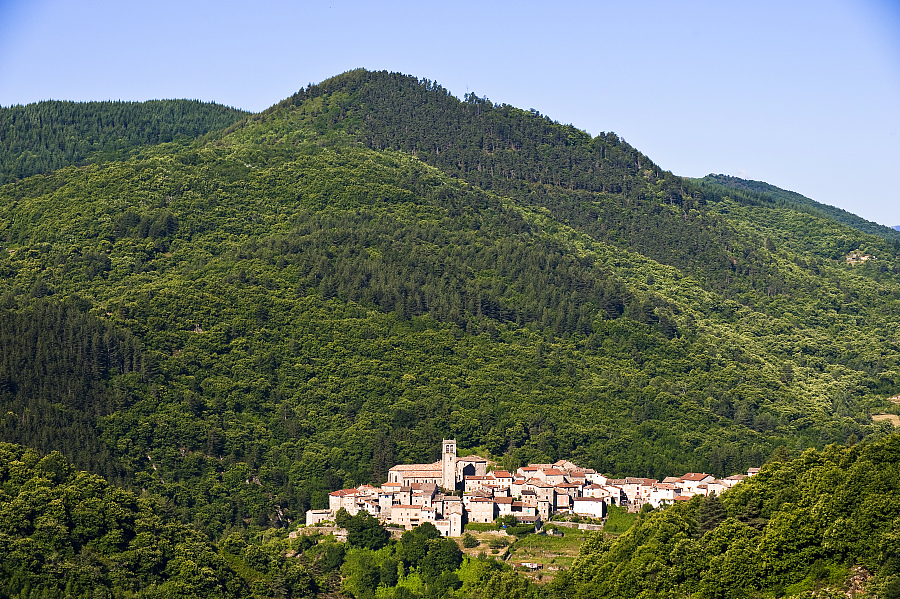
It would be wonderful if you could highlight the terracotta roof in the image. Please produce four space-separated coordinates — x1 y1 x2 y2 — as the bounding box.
329 489 355 497
674 496 692 501
389 461 442 472
490 471 512 478
542 469 565 476
495 497 514 504
680 473 711 482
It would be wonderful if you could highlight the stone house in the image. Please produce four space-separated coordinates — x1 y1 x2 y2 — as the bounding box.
572 497 607 518
468 498 497 523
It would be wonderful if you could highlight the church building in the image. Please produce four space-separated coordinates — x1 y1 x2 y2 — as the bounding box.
387 439 488 491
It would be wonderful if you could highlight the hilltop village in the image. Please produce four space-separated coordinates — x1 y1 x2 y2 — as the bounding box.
306 439 758 537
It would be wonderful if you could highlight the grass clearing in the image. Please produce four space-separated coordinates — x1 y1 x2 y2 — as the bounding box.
506 529 591 583
603 505 637 534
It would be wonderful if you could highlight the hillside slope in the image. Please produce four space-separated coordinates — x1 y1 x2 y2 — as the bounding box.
697 173 900 243
262 70 900 355
551 432 900 598
0 69 898 541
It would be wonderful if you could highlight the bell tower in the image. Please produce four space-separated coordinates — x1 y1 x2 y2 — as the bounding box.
441 439 457 491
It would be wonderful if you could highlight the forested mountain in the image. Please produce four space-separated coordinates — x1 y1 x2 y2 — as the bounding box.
697 173 900 243
0 99 248 184
1 68 899 597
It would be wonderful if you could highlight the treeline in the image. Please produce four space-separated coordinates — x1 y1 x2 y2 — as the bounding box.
0 99 248 184
548 432 900 598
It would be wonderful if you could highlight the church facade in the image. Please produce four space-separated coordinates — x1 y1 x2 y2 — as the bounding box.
387 439 488 491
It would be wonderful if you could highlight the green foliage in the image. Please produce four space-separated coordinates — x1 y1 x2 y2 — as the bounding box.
345 510 390 551
335 507 351 528
0 99 248 184
3 68 900 597
462 533 480 548
698 174 900 243
602 505 636 534
698 492 727 534
1 70 897 545
0 443 251 597
557 433 900 597
465 522 499 533
507 523 537 538
400 522 442 569
341 548 382 599
418 537 463 584
381 556 400 586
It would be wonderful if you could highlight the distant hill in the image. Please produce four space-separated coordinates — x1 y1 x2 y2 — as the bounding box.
696 174 900 243
0 99 248 184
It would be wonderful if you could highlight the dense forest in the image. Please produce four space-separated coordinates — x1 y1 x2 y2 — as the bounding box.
549 432 900 598
0 99 248 184
1 68 899 596
0 442 530 598
696 174 900 243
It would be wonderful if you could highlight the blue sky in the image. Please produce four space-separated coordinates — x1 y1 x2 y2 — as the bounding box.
2 0 899 225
